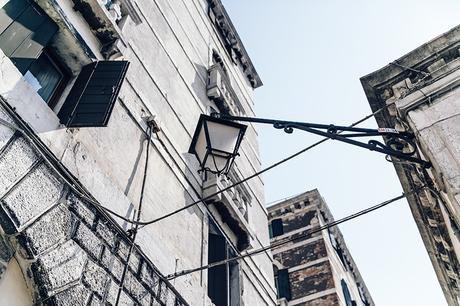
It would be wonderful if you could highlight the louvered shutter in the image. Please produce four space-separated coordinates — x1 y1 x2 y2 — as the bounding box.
58 61 129 127
271 218 284 237
277 269 291 300
0 0 58 73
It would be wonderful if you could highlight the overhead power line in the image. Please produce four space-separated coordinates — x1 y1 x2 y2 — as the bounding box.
0 98 405 230
88 103 396 227
166 186 426 280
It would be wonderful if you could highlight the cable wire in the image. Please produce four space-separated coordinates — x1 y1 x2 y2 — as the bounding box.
0 101 396 228
115 123 153 305
92 102 396 227
166 185 425 280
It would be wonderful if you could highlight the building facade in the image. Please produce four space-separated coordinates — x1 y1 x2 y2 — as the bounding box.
361 25 460 306
267 190 374 306
0 0 276 305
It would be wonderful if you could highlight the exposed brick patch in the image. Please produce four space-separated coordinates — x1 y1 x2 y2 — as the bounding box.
73 222 103 260
274 239 327 268
37 240 87 293
82 259 109 296
283 210 317 233
68 194 97 227
289 259 335 300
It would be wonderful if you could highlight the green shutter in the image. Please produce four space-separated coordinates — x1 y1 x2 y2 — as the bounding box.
278 269 291 300
0 0 28 34
58 61 130 127
0 4 44 56
12 17 58 73
0 0 58 73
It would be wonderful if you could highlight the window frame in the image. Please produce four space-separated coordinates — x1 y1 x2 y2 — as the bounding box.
29 49 70 108
207 220 240 306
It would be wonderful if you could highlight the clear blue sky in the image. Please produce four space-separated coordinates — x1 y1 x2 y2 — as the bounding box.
222 1 460 305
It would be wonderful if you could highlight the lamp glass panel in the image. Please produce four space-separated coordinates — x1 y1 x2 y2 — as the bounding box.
195 124 208 165
206 121 241 154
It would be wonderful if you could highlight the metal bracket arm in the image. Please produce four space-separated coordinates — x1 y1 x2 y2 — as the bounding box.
216 114 431 168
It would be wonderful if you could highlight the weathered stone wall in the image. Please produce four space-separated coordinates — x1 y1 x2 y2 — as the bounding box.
361 26 460 305
0 105 187 305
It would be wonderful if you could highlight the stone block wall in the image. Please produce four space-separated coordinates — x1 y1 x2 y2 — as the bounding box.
0 105 187 305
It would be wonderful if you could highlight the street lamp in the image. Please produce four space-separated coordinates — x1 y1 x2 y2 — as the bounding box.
188 114 247 176
189 113 431 176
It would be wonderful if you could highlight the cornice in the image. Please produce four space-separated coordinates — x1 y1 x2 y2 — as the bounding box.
208 0 263 89
360 24 460 306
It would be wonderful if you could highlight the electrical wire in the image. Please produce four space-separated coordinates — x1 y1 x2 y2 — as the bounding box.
0 100 396 228
166 185 426 280
91 102 396 227
115 123 153 305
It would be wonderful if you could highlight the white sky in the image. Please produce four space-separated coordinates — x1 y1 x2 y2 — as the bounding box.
222 1 460 305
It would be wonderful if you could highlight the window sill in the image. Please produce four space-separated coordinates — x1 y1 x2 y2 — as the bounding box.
0 50 61 134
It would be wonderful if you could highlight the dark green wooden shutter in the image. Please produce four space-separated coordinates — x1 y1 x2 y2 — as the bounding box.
208 233 227 306
0 0 58 73
58 61 129 127
271 219 284 237
277 269 291 300
0 0 29 34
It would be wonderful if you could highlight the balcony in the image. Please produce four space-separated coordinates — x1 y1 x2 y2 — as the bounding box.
207 64 244 116
203 173 254 251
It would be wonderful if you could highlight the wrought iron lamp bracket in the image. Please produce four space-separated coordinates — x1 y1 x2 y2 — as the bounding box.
216 114 431 168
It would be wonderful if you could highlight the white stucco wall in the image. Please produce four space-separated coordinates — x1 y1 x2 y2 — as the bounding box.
0 0 275 305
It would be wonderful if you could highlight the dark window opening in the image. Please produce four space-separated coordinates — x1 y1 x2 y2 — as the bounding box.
24 50 68 106
271 218 284 238
328 229 348 271
208 220 240 306
341 279 356 306
274 268 291 300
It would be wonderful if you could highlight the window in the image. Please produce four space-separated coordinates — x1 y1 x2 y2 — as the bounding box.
341 279 356 306
328 229 348 271
208 221 240 306
274 268 291 300
24 50 68 105
0 0 67 105
270 218 284 238
0 0 129 127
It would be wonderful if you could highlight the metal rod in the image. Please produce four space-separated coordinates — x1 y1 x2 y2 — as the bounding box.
218 114 431 168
